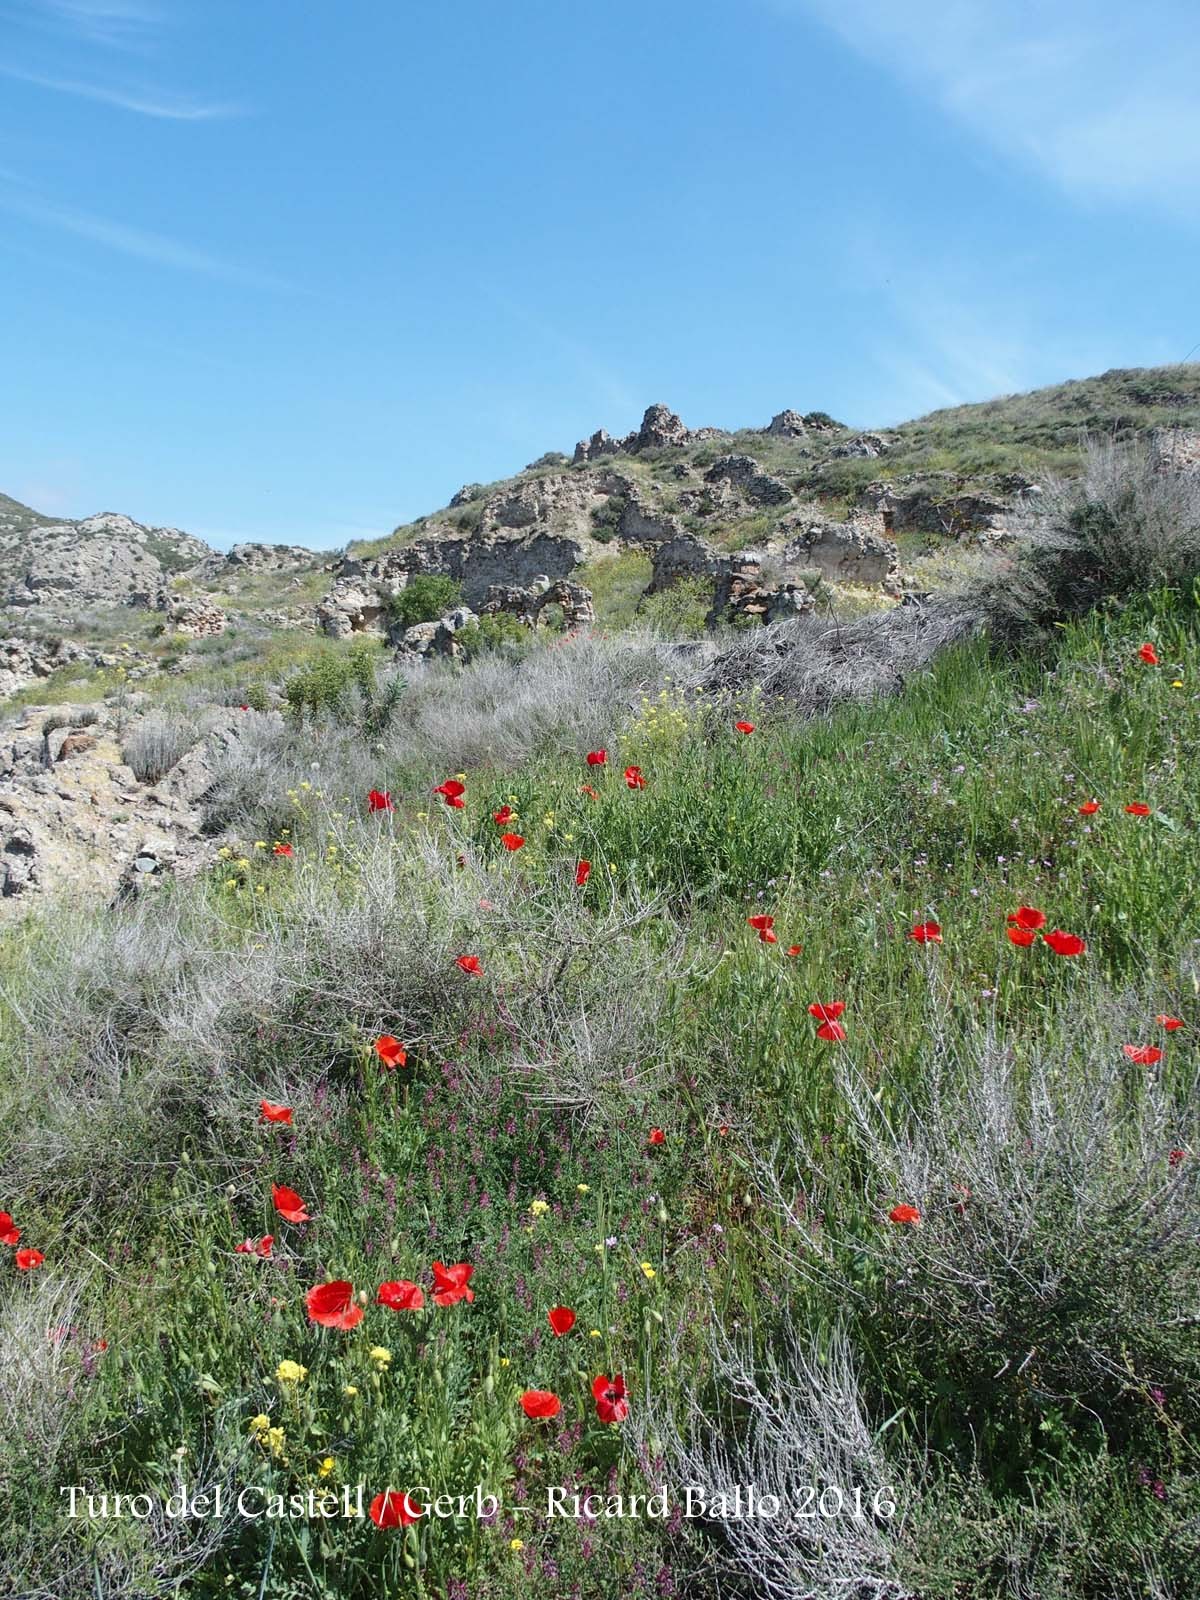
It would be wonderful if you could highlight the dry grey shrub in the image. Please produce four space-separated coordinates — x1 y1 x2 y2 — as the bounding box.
0 824 692 1203
702 600 979 716
640 1319 909 1600
0 1268 82 1485
972 438 1200 643
761 1005 1200 1414
203 628 703 834
121 710 199 781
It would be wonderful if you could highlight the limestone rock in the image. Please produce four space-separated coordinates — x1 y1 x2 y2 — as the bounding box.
3 512 210 609
779 517 897 584
158 593 228 637
765 410 809 438
701 454 793 507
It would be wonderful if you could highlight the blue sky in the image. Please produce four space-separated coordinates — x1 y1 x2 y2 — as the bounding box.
1 0 1198 550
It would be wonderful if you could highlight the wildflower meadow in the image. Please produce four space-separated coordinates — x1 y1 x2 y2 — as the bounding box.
2 493 1199 1598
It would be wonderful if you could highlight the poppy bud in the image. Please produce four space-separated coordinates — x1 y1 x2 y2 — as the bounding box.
180 1151 190 1165
484 1373 494 1397
357 1289 368 1305
657 1203 668 1224
226 1184 237 1198
650 1309 664 1324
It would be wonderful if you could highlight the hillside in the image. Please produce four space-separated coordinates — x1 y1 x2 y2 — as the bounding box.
1 427 1198 1598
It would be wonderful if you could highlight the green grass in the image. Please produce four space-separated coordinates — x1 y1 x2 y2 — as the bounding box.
2 585 1198 1598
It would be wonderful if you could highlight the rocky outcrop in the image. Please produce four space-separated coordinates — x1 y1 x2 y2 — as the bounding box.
0 703 236 913
765 411 809 438
855 478 1012 537
829 433 892 460
479 471 625 540
573 404 725 464
393 606 478 660
158 594 228 638
778 517 897 584
0 636 85 700
3 512 210 608
701 454 794 508
480 576 595 630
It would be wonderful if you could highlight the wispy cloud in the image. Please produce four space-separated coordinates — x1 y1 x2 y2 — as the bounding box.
773 0 1200 217
0 182 292 290
33 0 161 48
0 64 239 119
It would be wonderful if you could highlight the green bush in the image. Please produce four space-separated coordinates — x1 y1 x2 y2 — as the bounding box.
388 574 464 629
456 611 531 662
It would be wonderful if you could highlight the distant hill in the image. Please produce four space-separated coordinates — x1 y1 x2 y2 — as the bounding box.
350 363 1200 566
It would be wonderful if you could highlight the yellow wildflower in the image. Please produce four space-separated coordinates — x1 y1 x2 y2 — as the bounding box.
529 1199 550 1216
266 1427 286 1458
275 1359 308 1384
248 1413 271 1435
500 1357 510 1367
589 1329 602 1338
510 1538 524 1551
318 1457 335 1478
640 1261 657 1280
368 1346 392 1368
576 1183 590 1194
343 1384 359 1398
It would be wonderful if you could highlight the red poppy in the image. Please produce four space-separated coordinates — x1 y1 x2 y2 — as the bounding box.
747 914 774 931
786 944 802 957
807 1002 845 1022
548 1306 576 1336
520 1389 561 1420
648 1128 665 1145
1006 926 1037 948
433 779 466 801
1078 800 1100 815
260 1100 293 1124
909 922 942 944
1125 802 1151 816
238 704 249 711
273 842 294 857
624 765 646 790
888 1203 920 1226
1008 906 1046 931
377 1279 425 1311
593 1373 629 1423
235 1235 274 1258
431 1261 475 1306
374 1035 407 1069
499 833 525 852
580 783 598 799
305 1280 365 1330
15 1248 44 1270
1156 1015 1184 1031
1123 1044 1163 1066
271 1184 312 1224
815 1021 846 1042
575 860 592 888
1138 643 1160 665
1169 1148 1187 1168
493 805 514 825
455 954 482 976
734 721 755 734
586 751 608 766
1042 930 1086 957
951 1183 970 1216
369 1490 424 1529
0 1212 20 1247
367 789 394 813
